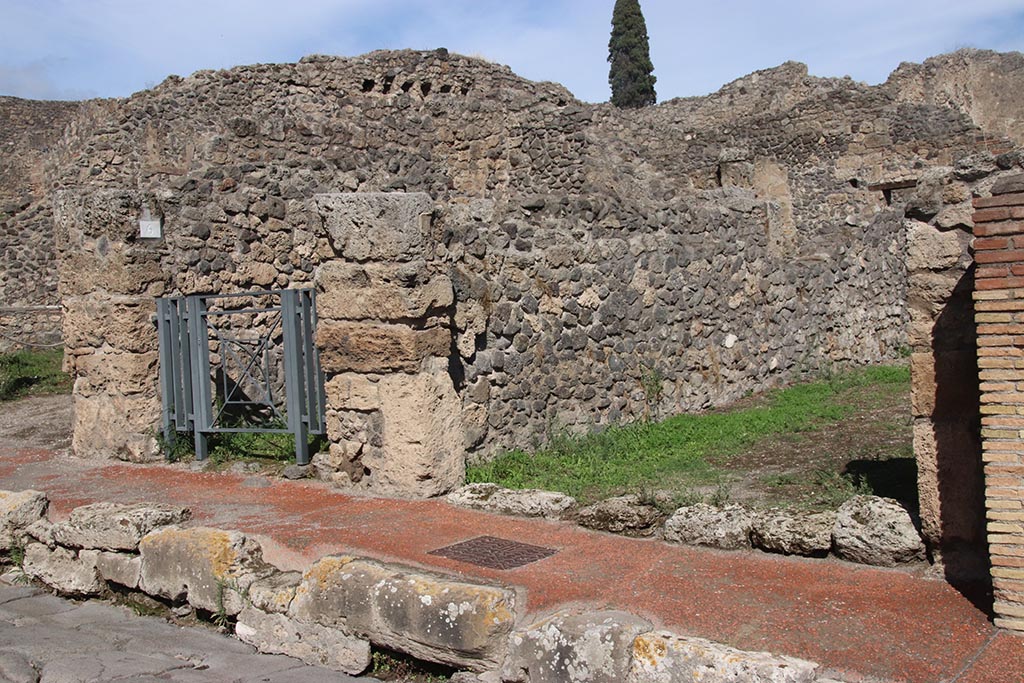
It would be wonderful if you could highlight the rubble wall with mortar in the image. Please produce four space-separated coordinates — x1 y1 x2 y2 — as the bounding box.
971 174 1024 633
0 97 81 350
614 58 1013 235
42 50 1022 479
0 309 63 352
7 49 1023 356
885 49 1024 148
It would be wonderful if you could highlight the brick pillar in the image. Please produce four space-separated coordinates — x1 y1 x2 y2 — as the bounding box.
973 173 1024 633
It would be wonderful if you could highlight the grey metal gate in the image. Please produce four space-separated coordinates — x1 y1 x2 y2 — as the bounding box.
156 289 325 465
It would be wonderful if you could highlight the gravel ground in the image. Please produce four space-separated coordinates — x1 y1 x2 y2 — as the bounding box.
0 394 73 451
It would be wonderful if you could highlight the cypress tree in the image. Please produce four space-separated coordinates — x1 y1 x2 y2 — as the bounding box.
607 0 657 108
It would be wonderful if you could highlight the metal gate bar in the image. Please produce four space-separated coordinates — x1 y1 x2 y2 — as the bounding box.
156 297 194 435
156 289 325 465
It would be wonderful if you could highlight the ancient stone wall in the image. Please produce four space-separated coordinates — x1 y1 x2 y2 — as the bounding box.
43 50 1021 500
904 163 1008 580
624 60 1002 222
0 97 81 350
886 49 1024 148
446 190 906 452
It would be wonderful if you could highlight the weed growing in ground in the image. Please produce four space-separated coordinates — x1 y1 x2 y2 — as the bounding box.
638 363 665 421
120 593 167 618
765 473 799 488
155 431 195 463
207 430 297 466
212 578 234 631
4 539 30 584
370 649 453 682
763 469 872 510
7 540 25 568
707 482 732 507
213 579 228 629
808 469 873 508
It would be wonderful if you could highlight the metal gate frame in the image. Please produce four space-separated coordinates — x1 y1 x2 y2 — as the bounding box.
156 289 325 465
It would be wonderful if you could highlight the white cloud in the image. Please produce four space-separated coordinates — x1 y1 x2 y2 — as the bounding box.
0 0 388 97
642 0 1024 99
368 0 609 100
0 61 95 101
1 0 1022 102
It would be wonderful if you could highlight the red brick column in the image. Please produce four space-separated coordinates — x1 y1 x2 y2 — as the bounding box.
973 173 1024 633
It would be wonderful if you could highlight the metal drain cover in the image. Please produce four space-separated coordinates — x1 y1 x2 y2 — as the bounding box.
428 535 557 570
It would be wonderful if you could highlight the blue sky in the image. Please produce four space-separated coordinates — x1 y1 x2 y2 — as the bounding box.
2 0 1024 103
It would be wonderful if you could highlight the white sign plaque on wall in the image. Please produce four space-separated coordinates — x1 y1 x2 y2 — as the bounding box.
139 207 162 239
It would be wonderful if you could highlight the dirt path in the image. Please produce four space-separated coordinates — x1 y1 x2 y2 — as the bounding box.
703 374 914 511
0 394 72 451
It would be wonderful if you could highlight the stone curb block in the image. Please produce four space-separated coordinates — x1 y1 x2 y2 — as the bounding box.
663 503 753 550
95 550 142 589
446 483 577 519
236 604 372 675
247 571 302 614
138 526 273 615
502 610 651 683
22 543 104 596
0 490 48 550
628 632 819 682
750 510 835 557
663 496 928 568
23 519 56 547
290 555 517 671
501 610 824 683
832 495 925 567
575 495 661 535
51 502 190 552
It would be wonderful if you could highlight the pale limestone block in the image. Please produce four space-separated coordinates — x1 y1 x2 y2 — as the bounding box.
290 555 515 671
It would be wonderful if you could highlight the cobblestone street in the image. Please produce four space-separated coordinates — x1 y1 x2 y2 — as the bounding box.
0 583 378 683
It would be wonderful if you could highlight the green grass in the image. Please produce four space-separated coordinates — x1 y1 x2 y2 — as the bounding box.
0 348 72 400
467 364 910 504
207 430 298 464
162 420 325 468
162 429 307 465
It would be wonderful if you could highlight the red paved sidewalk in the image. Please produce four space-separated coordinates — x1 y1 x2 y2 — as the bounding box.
2 446 1021 683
